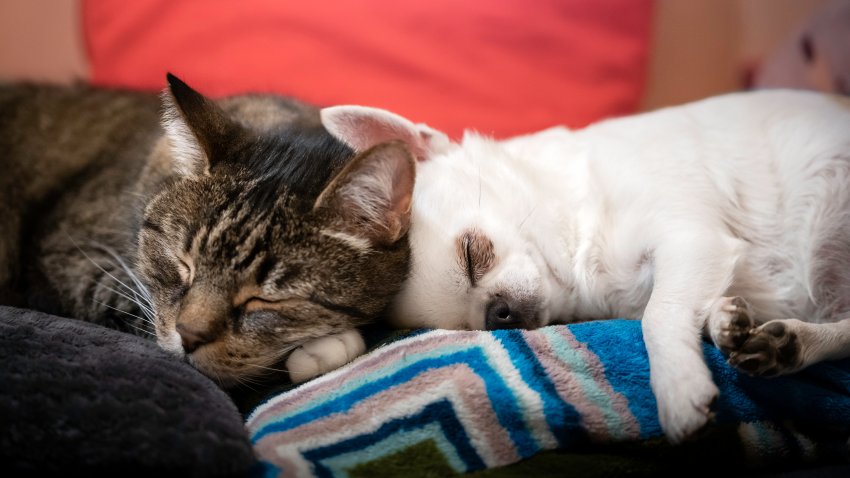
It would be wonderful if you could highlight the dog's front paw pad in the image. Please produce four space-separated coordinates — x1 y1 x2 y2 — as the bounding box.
656 376 719 444
711 296 754 354
728 320 801 376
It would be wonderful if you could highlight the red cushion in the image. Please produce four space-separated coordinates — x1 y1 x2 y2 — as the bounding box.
83 0 652 139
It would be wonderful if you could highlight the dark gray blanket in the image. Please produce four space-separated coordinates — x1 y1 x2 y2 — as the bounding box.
0 306 255 477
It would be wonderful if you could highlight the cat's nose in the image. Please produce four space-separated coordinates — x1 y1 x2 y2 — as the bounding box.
176 287 228 353
485 298 525 330
176 322 216 353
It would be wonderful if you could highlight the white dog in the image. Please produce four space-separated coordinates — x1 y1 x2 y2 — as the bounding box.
318 90 850 443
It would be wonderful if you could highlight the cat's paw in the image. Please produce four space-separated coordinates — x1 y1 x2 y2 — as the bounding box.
707 296 754 355
653 366 719 444
285 330 366 383
728 319 803 376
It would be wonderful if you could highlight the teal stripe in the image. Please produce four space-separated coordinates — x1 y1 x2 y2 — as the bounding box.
542 328 629 439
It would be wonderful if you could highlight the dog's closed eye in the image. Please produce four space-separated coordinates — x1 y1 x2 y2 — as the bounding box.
457 229 495 286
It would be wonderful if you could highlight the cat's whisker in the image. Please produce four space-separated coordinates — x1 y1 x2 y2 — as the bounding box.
122 189 148 199
93 274 156 320
209 369 227 388
239 362 291 374
113 284 155 321
234 376 260 392
95 280 156 319
92 299 147 322
93 299 155 336
66 233 148 306
123 320 154 338
76 239 158 325
238 372 264 385
127 322 156 338
88 240 155 311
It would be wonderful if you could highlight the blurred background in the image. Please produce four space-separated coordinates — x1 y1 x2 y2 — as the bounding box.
1 0 847 139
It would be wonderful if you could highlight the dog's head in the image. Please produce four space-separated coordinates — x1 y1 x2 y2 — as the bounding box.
323 106 563 331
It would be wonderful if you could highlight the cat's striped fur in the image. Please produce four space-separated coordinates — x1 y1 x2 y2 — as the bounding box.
0 75 415 387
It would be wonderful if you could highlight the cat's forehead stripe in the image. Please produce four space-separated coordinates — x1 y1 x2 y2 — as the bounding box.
255 256 277 285
320 230 371 254
233 225 269 271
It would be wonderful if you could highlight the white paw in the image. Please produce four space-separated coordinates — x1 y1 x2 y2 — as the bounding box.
285 329 366 383
653 367 719 444
706 296 754 354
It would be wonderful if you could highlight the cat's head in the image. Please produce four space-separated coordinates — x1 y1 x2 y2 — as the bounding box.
137 74 415 387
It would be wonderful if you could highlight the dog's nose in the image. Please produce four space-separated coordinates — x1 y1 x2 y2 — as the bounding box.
485 298 524 330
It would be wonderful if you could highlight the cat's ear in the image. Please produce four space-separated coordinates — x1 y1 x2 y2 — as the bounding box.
320 105 451 162
314 141 415 247
161 73 242 176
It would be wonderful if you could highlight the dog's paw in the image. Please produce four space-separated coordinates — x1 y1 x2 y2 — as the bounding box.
654 369 719 444
285 330 366 383
707 296 754 355
728 319 802 376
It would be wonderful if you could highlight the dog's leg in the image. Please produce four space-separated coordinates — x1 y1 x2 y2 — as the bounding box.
704 296 756 355
727 317 850 376
642 231 742 443
285 329 366 383
705 297 850 376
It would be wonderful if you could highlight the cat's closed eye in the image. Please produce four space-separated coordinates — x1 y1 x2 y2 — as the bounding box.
242 297 298 312
176 257 194 285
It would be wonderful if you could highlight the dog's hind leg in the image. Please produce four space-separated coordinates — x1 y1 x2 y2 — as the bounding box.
705 295 850 376
726 317 850 376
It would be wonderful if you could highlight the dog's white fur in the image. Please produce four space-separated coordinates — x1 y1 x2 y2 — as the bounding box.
321 90 850 443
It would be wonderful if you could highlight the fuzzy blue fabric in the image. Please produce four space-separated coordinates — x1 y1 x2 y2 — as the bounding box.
569 319 850 434
249 319 850 477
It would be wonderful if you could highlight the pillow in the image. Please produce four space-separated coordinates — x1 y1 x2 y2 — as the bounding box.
248 320 850 477
0 306 255 476
82 0 652 138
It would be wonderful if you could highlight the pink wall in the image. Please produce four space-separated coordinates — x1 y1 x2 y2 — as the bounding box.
0 0 835 110
0 0 88 83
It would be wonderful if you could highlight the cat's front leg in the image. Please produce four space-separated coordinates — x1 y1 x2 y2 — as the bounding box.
285 329 366 383
642 230 743 443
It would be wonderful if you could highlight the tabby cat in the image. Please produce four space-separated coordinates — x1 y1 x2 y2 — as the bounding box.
0 74 415 388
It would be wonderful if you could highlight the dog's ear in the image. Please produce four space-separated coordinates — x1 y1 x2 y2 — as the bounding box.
161 73 245 176
321 105 450 162
314 141 415 247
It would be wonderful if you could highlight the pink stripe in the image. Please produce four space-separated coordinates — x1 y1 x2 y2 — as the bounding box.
557 327 641 439
249 330 483 429
522 331 612 441
253 363 520 476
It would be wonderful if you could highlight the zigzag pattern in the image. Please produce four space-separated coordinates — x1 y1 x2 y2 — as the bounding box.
249 322 643 477
247 320 850 477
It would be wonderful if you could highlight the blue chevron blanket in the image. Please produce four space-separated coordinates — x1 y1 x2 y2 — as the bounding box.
247 319 850 477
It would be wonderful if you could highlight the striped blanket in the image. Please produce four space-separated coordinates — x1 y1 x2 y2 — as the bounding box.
247 319 850 477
